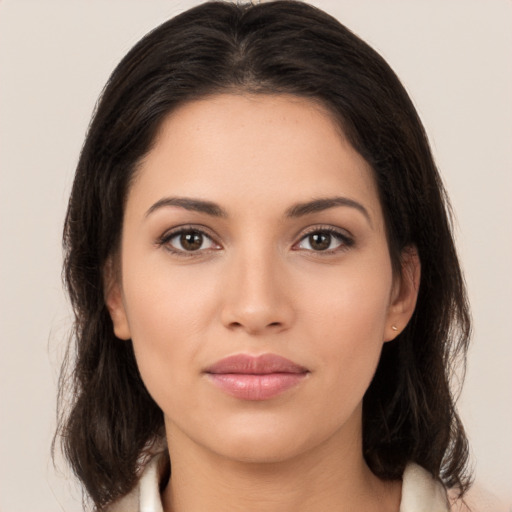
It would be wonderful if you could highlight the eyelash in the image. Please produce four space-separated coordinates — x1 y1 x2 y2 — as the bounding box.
294 226 354 254
156 224 220 258
156 224 354 257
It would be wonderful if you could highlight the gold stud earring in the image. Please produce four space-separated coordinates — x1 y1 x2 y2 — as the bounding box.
391 325 398 331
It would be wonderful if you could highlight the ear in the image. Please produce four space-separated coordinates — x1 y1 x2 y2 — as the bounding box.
103 257 131 340
384 246 421 342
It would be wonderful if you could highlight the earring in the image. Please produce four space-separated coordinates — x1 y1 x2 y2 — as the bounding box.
391 325 398 331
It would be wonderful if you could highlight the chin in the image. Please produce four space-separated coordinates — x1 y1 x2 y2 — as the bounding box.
196 412 327 465
215 435 307 465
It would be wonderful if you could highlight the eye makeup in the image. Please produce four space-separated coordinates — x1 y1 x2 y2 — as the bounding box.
155 222 355 259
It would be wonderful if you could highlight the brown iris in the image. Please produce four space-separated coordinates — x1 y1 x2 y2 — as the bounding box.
308 232 331 251
180 231 203 251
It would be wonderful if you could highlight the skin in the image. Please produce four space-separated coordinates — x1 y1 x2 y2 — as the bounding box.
106 94 420 512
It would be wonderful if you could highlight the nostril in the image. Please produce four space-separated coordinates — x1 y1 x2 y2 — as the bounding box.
227 320 283 333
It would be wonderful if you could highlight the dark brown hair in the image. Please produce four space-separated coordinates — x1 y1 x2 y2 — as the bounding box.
56 1 472 509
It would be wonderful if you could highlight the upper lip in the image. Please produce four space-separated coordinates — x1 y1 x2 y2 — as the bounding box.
204 353 309 375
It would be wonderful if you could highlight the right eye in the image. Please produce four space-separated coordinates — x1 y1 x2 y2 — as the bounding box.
159 228 220 255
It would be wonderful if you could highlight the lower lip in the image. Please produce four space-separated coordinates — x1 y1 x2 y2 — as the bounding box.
206 373 307 401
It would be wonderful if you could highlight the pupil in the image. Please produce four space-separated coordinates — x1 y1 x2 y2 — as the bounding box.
181 232 203 251
310 232 330 250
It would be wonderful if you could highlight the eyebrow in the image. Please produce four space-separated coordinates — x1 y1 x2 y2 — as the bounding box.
285 197 372 225
145 195 371 225
145 197 228 218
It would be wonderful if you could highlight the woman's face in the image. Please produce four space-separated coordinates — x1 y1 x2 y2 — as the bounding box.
107 94 418 464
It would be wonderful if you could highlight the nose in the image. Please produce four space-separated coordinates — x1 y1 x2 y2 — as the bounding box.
220 249 295 335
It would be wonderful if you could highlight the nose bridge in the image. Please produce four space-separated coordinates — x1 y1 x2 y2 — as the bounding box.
221 240 292 333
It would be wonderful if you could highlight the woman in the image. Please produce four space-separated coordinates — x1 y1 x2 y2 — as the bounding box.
57 1 475 510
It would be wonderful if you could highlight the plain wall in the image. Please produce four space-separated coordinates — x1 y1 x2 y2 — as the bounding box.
0 1 510 510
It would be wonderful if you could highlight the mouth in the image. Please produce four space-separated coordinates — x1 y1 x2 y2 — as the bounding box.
204 353 309 401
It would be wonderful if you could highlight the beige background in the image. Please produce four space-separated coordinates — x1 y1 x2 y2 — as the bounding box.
0 1 510 510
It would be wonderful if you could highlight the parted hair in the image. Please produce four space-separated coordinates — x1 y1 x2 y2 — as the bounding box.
56 1 472 509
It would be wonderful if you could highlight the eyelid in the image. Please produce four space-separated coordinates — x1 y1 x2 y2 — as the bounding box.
292 225 354 253
155 223 354 256
156 224 222 256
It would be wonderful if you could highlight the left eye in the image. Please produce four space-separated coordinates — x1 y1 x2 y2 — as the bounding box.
296 230 348 252
166 230 217 252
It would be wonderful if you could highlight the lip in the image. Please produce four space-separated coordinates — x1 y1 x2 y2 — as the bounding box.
204 354 309 401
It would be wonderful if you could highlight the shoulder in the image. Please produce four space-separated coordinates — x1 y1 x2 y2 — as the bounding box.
400 464 509 512
448 483 509 512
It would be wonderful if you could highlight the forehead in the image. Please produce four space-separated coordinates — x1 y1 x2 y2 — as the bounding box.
131 93 382 224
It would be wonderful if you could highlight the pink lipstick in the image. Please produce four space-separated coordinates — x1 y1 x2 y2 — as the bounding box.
204 353 309 401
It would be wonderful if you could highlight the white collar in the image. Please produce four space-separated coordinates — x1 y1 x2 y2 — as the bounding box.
399 463 450 511
107 454 449 512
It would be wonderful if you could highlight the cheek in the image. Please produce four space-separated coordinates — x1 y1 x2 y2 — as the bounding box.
303 255 392 334
299 259 393 389
123 247 220 336
121 256 220 406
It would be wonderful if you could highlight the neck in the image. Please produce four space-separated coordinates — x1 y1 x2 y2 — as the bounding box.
161 412 401 512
